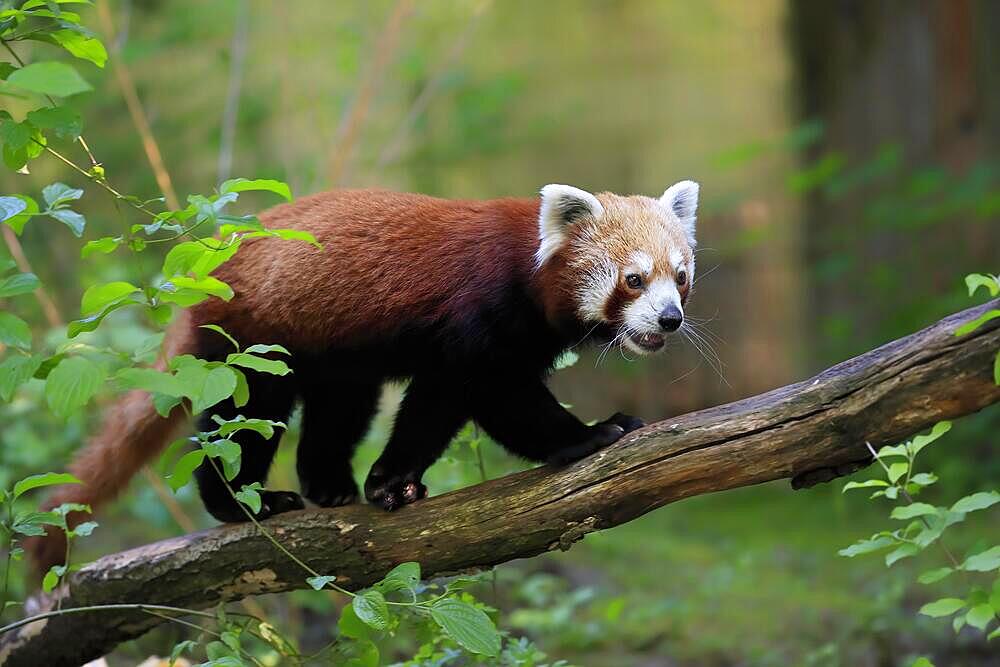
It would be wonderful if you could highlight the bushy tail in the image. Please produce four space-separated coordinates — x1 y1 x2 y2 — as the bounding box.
26 316 195 575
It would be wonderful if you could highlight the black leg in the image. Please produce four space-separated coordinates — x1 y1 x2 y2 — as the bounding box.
364 374 469 511
471 373 644 465
297 379 381 508
194 374 302 523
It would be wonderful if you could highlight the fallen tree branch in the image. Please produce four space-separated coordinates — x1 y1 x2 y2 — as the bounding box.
2 300 998 666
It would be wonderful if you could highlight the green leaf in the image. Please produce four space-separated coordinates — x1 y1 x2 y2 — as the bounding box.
203 438 241 463
200 324 240 350
68 298 138 338
890 503 939 520
0 354 42 401
909 472 938 487
950 491 1000 514
962 546 1000 572
994 351 1000 386
183 365 237 413
42 567 60 593
167 450 206 492
838 535 894 558
910 658 934 667
0 196 27 223
885 542 920 567
220 178 292 202
909 421 951 455
230 367 249 408
226 352 291 376
430 597 501 657
0 118 30 150
71 520 98 537
236 482 263 514
376 562 421 595
47 208 86 236
843 479 889 493
919 597 966 618
115 368 184 397
81 236 122 258
343 640 379 667
170 640 198 666
234 482 263 514
242 343 291 356
966 603 995 631
153 392 181 418
955 310 1000 337
163 238 240 279
352 590 389 631
158 275 234 307
45 356 105 417
13 472 81 499
0 311 32 349
27 106 82 140
917 567 953 584
306 575 336 591
887 462 908 484
80 281 140 315
50 29 108 68
0 271 39 298
965 273 999 298
41 182 84 208
2 195 39 235
7 61 92 96
267 228 320 247
216 416 283 440
338 603 372 641
876 443 908 458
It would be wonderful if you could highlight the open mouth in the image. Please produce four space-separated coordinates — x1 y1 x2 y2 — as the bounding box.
629 332 666 352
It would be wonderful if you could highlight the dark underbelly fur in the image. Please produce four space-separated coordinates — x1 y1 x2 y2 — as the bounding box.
191 298 641 520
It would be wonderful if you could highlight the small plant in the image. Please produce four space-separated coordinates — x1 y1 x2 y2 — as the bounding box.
840 421 999 641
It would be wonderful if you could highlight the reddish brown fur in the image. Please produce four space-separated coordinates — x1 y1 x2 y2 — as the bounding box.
29 190 557 573
198 190 550 349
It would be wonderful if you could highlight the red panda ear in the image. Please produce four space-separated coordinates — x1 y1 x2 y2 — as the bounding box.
536 184 603 266
660 180 699 246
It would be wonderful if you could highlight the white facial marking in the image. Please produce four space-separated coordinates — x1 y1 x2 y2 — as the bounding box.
535 184 604 268
576 256 616 321
669 248 682 271
621 277 683 355
630 251 654 276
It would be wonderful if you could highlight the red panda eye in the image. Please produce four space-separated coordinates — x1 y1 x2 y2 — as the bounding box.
676 270 687 286
625 274 643 289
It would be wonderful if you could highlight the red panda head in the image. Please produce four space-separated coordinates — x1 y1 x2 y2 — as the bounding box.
535 180 699 355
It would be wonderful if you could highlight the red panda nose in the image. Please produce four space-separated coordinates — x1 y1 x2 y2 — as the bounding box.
658 306 683 332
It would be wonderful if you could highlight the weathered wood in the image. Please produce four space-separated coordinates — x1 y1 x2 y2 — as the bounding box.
2 300 998 667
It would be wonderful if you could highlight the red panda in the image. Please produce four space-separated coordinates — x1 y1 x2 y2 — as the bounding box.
28 181 700 573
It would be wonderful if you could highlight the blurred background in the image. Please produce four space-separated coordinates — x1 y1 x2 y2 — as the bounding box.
1 1 998 665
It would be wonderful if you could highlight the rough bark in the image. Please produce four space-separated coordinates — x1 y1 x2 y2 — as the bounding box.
2 299 998 667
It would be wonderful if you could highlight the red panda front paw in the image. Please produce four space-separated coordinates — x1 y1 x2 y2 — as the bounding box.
364 469 428 511
547 422 626 466
602 412 645 434
258 490 306 518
